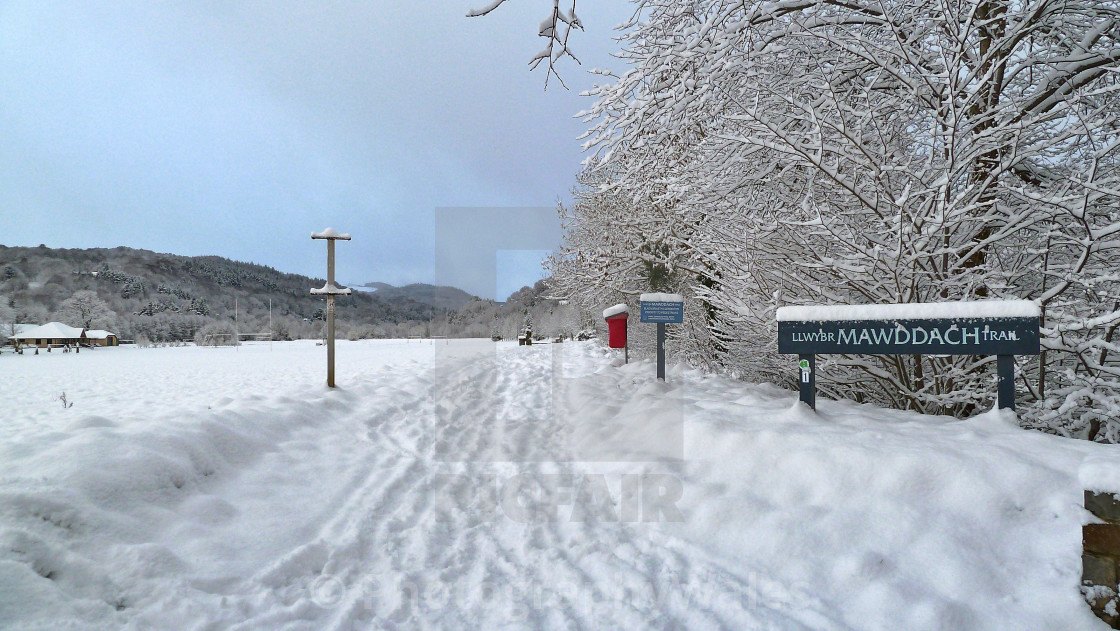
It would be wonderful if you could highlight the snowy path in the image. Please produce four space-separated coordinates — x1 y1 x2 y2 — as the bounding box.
0 340 1114 629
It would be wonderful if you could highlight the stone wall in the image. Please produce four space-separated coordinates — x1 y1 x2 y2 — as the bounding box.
1084 490 1120 628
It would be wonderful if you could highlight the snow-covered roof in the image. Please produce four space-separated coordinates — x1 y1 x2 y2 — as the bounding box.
639 293 684 303
310 283 353 296
84 329 117 339
12 322 83 340
311 227 352 240
603 304 629 318
11 323 39 336
776 300 1040 322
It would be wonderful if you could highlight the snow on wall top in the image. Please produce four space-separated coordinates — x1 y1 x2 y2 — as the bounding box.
639 293 684 303
1081 456 1120 492
776 300 1040 322
310 283 353 296
603 304 629 318
311 227 352 240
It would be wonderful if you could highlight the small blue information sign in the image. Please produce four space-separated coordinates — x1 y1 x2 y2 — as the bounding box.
640 301 684 323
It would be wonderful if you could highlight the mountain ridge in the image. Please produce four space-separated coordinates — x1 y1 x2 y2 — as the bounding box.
0 244 580 343
352 281 477 311
0 244 446 341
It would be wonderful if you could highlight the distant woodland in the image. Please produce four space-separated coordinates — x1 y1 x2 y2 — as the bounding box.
0 245 584 344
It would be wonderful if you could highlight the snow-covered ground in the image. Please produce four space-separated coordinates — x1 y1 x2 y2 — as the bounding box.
0 339 1116 629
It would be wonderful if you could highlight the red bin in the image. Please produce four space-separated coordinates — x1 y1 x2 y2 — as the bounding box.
605 312 629 348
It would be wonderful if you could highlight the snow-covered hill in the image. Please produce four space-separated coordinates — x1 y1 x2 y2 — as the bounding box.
351 282 477 311
0 341 1114 629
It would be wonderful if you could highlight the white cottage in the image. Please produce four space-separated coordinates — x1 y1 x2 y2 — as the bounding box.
10 322 118 348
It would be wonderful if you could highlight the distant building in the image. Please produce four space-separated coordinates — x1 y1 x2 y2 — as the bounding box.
10 322 82 348
84 330 119 347
10 322 118 348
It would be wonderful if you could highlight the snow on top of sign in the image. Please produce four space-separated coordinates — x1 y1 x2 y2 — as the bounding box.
310 283 353 295
603 304 629 318
776 300 1039 322
311 227 351 240
639 293 684 303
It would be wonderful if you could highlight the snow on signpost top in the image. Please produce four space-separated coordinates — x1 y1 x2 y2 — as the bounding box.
603 304 629 319
639 293 684 303
311 227 351 240
776 300 1040 322
310 282 353 296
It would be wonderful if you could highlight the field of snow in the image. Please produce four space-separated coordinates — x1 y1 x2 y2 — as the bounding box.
0 339 1117 629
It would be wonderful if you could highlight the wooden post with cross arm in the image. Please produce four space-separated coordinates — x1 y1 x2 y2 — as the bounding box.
311 228 352 387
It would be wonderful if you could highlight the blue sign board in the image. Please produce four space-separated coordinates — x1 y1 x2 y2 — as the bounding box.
778 312 1040 411
641 301 684 323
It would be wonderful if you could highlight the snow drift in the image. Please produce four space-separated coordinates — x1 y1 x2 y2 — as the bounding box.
0 340 1114 629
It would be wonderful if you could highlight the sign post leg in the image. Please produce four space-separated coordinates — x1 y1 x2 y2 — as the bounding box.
327 296 336 388
997 354 1014 410
656 322 666 380
327 239 336 388
799 353 815 409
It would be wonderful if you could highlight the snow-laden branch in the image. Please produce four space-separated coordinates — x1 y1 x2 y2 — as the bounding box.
468 0 585 89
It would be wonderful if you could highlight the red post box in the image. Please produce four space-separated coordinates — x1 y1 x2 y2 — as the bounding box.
606 312 628 348
603 304 630 357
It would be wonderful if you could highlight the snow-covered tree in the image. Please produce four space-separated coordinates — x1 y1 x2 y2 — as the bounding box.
57 290 118 330
14 303 48 326
0 296 14 346
560 0 1120 440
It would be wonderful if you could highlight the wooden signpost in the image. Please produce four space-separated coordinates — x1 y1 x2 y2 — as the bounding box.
311 228 352 388
777 300 1041 411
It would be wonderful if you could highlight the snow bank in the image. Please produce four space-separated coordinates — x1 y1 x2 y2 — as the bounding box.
777 299 1040 322
0 339 1113 629
602 304 629 318
639 293 683 303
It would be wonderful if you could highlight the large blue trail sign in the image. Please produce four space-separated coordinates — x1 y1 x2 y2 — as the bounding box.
640 301 684 324
776 301 1041 411
640 293 684 380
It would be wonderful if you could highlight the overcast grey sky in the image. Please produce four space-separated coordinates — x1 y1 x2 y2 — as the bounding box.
0 1 632 299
